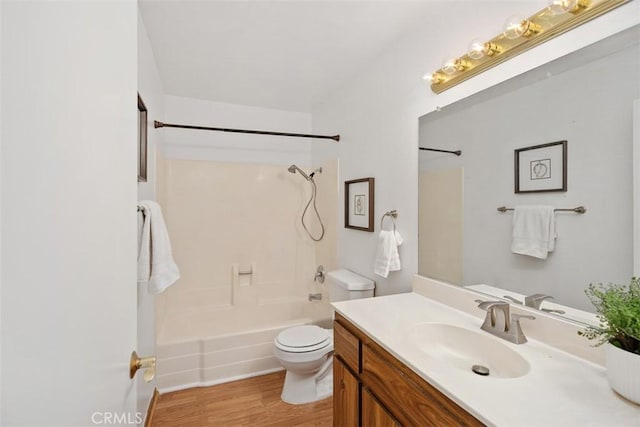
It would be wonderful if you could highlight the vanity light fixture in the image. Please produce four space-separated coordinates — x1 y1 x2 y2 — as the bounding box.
427 0 629 94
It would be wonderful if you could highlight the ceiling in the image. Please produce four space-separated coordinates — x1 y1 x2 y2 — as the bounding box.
138 1 438 113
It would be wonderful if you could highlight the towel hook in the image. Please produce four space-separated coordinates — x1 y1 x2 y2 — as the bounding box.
380 210 398 232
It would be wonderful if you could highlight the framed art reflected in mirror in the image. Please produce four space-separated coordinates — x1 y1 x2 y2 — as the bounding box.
515 140 567 193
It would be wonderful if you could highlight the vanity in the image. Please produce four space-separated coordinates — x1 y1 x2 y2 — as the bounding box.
331 276 640 426
334 311 482 426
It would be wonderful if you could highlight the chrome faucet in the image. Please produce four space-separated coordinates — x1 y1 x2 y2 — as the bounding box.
476 300 535 344
524 293 553 309
524 293 566 314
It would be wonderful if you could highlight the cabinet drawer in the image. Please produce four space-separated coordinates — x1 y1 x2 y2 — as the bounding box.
362 342 484 427
334 318 360 373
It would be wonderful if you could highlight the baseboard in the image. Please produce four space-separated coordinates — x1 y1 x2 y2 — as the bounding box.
144 388 160 427
157 367 284 394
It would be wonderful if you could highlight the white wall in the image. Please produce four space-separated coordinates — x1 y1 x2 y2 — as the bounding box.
0 0 3 416
161 95 313 167
1 1 137 425
419 42 639 311
138 10 163 203
311 1 640 296
137 8 164 421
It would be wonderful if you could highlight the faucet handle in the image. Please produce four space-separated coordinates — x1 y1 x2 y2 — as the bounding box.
503 295 522 304
314 265 325 283
475 299 507 310
509 313 535 344
476 300 510 329
524 293 553 309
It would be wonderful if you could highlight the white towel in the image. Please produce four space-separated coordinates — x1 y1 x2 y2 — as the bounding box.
374 230 404 278
137 200 180 293
511 205 556 260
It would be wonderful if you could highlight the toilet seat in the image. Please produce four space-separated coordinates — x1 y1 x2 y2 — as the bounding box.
275 325 330 353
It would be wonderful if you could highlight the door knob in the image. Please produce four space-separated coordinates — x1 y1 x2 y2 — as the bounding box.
129 351 156 382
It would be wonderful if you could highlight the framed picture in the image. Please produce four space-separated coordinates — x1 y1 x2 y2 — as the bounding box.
514 140 567 193
138 93 148 183
345 178 375 231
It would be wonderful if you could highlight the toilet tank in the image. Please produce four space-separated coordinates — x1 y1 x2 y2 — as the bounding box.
326 269 375 302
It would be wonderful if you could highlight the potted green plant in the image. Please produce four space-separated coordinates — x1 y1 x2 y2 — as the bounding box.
579 277 640 404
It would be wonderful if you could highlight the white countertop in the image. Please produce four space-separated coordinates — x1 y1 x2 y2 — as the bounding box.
332 292 640 427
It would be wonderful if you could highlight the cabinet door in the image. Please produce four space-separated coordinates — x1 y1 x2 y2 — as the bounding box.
362 387 400 427
333 356 359 427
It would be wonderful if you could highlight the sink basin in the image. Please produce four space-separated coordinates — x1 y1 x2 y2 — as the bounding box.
408 323 530 379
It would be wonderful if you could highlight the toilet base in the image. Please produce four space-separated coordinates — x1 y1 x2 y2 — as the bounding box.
280 357 333 405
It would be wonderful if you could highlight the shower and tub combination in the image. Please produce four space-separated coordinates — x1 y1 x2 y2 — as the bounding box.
154 158 339 392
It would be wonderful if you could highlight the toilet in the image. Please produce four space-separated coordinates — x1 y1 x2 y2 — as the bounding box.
273 269 375 404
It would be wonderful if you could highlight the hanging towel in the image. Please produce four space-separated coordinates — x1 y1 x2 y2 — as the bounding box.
374 230 404 278
511 205 556 260
137 200 180 293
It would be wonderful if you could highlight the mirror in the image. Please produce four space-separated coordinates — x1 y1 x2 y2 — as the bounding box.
418 25 640 324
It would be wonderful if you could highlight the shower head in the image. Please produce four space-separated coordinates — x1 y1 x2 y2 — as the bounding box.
287 164 310 181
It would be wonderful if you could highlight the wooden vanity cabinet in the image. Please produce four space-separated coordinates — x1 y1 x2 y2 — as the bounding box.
361 387 400 427
333 357 359 427
333 313 484 427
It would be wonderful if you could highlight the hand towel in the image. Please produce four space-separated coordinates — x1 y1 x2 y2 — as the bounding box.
374 230 404 278
511 205 556 260
137 200 180 293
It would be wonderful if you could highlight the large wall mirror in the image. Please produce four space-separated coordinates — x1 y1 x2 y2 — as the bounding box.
418 25 640 323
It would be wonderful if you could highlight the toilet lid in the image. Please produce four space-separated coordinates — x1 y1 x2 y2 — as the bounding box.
276 325 329 351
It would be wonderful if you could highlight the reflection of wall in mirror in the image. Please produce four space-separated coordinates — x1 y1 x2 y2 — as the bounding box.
418 167 463 285
418 32 640 312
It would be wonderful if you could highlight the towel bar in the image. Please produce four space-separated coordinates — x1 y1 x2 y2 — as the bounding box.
380 210 398 231
497 206 586 214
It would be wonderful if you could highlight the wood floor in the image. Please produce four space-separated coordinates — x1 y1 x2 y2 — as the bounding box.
151 371 333 426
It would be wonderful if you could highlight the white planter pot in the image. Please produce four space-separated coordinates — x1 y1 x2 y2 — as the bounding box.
605 342 640 404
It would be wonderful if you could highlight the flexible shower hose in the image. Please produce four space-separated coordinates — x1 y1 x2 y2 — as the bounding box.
302 178 325 242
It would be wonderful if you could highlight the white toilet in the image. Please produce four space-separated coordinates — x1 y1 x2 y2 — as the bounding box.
273 269 375 404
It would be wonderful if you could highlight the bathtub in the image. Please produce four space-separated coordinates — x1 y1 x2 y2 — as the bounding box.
156 298 329 392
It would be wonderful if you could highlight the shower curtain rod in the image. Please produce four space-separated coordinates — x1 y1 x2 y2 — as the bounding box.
419 147 462 156
154 121 340 142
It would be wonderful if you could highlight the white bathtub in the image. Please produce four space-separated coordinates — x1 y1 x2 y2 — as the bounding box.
156 298 329 392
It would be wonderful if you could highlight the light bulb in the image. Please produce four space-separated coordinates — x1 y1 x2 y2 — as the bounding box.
468 39 503 60
503 15 527 39
468 39 486 60
547 0 589 14
441 58 468 75
442 58 458 75
503 15 541 39
425 72 444 84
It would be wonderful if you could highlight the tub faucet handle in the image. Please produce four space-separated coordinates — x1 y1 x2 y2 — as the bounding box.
314 265 325 283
